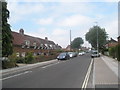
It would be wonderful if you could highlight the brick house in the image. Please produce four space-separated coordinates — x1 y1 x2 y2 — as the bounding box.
66 45 70 51
105 38 118 48
12 29 62 57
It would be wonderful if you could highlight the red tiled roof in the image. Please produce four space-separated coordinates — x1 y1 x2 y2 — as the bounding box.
12 31 55 46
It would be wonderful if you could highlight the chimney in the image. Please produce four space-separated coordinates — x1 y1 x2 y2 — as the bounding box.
19 28 24 35
45 37 48 40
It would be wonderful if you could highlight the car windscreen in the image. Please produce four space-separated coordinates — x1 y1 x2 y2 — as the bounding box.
92 52 98 54
59 53 66 56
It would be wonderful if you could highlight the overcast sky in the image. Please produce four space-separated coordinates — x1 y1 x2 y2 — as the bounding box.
7 0 119 48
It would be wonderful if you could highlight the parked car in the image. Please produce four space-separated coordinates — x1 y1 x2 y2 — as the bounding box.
68 52 74 58
78 51 85 56
57 52 70 60
73 52 78 57
78 52 83 56
91 50 100 58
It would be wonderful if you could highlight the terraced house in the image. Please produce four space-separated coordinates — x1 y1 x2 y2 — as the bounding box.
12 29 62 57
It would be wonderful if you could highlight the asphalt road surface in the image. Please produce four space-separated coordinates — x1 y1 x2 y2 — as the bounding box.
2 53 92 88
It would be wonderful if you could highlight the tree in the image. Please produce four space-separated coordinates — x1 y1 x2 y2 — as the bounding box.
2 1 13 57
85 26 108 51
71 37 84 49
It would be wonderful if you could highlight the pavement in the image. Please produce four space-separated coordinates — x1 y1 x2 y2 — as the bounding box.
94 55 119 88
1 59 58 76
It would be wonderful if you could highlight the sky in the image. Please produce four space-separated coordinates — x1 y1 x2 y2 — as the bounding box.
7 0 119 48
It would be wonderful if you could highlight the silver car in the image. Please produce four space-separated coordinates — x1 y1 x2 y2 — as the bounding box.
91 50 100 58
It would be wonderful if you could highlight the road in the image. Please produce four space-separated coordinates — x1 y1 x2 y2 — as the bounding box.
2 53 92 88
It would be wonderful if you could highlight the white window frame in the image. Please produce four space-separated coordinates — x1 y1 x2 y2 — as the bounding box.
25 40 30 46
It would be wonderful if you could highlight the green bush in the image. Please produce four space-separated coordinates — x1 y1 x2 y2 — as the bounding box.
16 57 25 63
2 60 18 69
25 52 35 64
109 47 116 58
101 48 108 55
116 45 120 61
109 45 120 61
2 53 18 69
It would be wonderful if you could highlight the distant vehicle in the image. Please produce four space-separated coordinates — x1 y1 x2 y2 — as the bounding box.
68 52 74 58
72 52 78 57
78 52 83 56
85 51 89 53
57 52 70 60
78 51 85 56
91 50 100 58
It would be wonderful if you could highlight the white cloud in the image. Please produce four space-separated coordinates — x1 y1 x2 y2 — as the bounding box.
103 0 119 2
104 19 118 40
50 29 69 48
8 1 44 24
52 29 68 36
7 0 119 2
58 15 93 27
37 18 53 25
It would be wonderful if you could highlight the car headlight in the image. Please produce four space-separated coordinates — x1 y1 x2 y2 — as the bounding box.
63 56 65 58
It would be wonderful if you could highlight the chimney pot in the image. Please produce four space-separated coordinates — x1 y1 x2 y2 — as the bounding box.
45 37 48 40
19 28 24 35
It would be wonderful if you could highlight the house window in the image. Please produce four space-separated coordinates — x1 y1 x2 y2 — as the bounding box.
45 44 49 49
16 53 20 57
22 45 25 48
33 42 37 49
25 40 30 46
21 52 25 57
50 45 53 49
33 53 36 56
25 40 30 48
37 46 40 49
40 44 44 49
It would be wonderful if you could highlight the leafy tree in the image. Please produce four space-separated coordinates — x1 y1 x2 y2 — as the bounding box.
2 1 13 57
71 37 84 49
85 26 108 51
0 2 2 57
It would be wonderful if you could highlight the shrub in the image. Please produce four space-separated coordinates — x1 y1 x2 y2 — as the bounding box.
25 52 35 64
2 53 18 69
116 45 120 61
109 45 120 61
101 48 108 55
109 47 116 58
16 57 25 63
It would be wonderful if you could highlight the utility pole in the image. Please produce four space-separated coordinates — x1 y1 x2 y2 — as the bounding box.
70 30 71 51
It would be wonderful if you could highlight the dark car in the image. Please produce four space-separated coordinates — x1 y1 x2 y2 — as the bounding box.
57 52 70 60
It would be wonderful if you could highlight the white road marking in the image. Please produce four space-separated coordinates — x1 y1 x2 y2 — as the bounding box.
82 59 93 89
42 62 60 69
1 71 32 81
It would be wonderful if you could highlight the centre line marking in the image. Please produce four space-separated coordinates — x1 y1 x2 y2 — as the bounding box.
81 59 93 89
42 62 59 68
